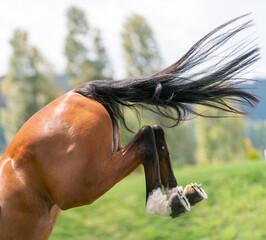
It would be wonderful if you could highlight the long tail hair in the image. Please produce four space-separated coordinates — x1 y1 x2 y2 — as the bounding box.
75 14 260 131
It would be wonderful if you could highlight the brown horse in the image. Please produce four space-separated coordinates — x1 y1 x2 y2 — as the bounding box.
0 15 259 239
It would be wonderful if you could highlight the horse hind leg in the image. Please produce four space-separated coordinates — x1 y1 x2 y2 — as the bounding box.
103 125 199 218
152 125 190 218
152 125 207 217
112 125 184 217
132 125 190 218
126 125 168 217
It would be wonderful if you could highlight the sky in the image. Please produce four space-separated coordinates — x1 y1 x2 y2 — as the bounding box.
0 0 266 79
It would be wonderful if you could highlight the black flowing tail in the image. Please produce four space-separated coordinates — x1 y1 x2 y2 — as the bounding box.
75 14 260 131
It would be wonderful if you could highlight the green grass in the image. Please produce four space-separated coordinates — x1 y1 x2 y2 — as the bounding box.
50 160 266 240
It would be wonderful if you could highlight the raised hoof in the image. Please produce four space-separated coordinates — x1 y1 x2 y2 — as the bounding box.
184 183 208 206
170 190 191 218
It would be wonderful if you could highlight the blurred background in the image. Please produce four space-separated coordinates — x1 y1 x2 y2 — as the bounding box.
0 0 266 239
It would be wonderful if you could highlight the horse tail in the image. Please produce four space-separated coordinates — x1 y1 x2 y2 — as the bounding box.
75 14 260 131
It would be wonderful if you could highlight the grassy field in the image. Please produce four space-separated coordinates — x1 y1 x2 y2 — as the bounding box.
50 160 266 240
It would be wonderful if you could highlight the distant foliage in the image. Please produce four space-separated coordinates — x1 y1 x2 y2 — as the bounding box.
0 29 59 145
0 125 6 152
122 14 162 77
242 138 262 160
164 122 196 167
65 7 112 87
243 119 266 153
194 106 260 165
242 81 266 120
119 109 196 167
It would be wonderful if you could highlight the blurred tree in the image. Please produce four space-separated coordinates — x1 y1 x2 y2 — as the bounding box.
119 108 196 167
1 29 59 145
243 119 266 153
121 13 162 77
0 76 6 152
242 137 262 160
164 122 196 167
65 7 112 87
194 107 257 165
0 124 6 153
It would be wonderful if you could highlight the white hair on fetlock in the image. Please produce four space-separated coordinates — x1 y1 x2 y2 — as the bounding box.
146 188 171 217
165 186 183 199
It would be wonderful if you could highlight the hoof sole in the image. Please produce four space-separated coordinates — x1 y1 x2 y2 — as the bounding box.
170 189 191 218
184 183 208 206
